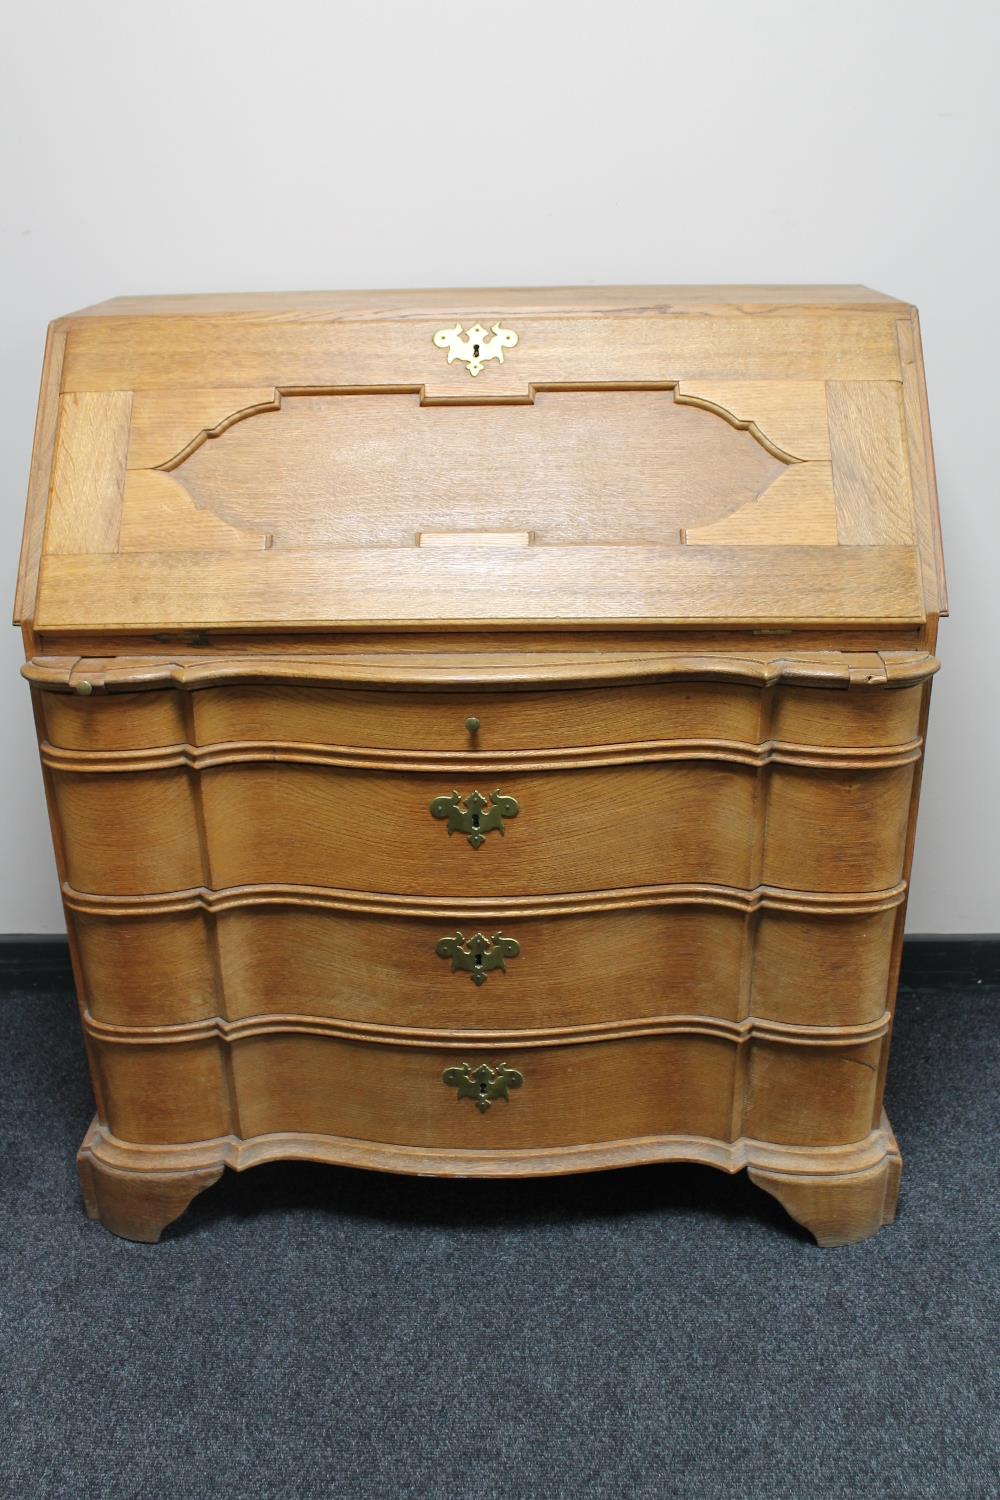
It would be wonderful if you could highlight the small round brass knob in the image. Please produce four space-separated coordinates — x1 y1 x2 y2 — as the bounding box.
74 681 94 697
464 716 481 735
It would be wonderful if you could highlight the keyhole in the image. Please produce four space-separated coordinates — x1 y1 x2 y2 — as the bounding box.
472 343 480 358
479 1081 488 1096
471 811 480 830
474 953 483 969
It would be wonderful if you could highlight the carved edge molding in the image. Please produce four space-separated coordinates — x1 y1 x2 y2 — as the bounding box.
155 394 282 471
143 383 809 475
62 878 908 921
78 1111 900 1184
81 1006 893 1051
23 651 941 694
40 735 925 777
672 387 804 464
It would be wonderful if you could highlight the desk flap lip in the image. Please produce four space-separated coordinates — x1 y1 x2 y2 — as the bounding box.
34 544 926 635
23 649 940 695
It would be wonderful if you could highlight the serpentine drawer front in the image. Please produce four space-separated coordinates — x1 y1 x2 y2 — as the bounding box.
15 285 945 1246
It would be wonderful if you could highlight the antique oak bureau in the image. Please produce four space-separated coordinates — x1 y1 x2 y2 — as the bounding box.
14 287 945 1245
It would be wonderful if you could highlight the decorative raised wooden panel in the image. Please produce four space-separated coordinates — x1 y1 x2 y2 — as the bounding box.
14 287 945 1246
120 387 800 550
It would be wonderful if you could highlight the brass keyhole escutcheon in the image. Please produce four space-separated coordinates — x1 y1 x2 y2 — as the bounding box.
429 788 519 848
436 931 520 985
432 322 518 377
442 1062 524 1112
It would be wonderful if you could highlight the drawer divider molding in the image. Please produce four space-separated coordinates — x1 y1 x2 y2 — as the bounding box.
61 880 909 920
81 1007 893 1050
39 737 925 776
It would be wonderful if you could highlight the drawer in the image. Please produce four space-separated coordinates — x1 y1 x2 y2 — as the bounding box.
88 1029 884 1153
53 757 915 898
192 681 764 753
73 899 899 1033
40 677 927 756
54 761 754 895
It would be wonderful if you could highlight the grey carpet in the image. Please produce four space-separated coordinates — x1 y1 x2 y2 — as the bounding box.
1 980 997 1500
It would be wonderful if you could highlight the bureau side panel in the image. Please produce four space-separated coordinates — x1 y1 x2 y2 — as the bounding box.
744 1040 883 1146
764 765 915 891
88 1038 231 1144
51 770 204 893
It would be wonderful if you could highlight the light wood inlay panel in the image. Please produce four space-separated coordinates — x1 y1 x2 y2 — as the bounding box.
828 382 914 544
43 391 132 555
685 463 837 546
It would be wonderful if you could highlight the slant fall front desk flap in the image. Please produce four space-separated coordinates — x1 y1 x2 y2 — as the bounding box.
15 287 945 1246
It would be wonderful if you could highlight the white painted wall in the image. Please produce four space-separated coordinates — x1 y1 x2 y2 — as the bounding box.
1 0 996 932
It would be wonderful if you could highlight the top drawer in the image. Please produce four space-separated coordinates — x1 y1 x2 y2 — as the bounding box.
40 675 928 757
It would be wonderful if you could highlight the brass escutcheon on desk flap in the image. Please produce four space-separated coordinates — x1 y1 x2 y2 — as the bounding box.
432 322 518 377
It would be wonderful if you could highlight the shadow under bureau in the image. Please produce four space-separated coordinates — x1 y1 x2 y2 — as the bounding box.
14 286 946 1244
